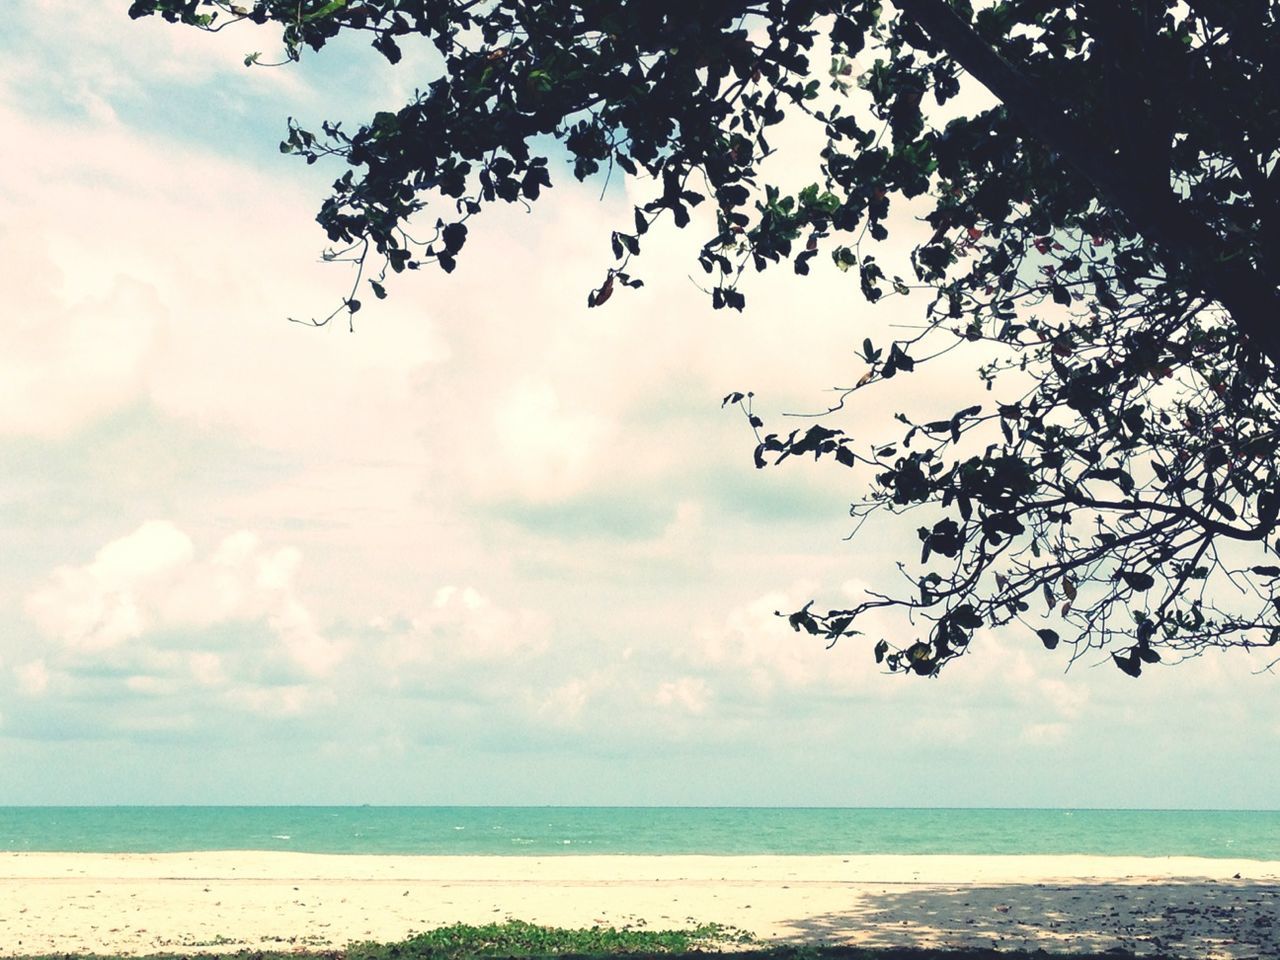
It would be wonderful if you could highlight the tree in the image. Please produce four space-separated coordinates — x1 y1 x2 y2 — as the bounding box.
131 0 1280 677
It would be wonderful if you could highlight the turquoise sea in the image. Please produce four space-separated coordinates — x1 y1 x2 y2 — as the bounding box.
2 807 1278 859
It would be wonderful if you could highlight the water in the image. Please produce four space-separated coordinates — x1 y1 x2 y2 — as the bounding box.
2 807 1277 859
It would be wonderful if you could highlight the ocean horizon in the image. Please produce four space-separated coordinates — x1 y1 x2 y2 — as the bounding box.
3 806 1278 860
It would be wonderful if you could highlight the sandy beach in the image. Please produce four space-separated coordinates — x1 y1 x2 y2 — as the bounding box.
1 852 1277 958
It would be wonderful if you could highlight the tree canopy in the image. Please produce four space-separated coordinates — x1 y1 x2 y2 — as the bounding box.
131 0 1280 677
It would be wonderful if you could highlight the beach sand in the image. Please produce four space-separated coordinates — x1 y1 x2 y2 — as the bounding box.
2 852 1277 958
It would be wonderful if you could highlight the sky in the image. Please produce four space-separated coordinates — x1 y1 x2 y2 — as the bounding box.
0 1 1276 809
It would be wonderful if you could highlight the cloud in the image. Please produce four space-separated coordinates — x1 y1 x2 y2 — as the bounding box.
0 67 448 455
3 1 306 125
489 379 615 502
669 578 1104 747
654 676 712 715
0 250 165 439
26 521 194 653
14 660 50 697
10 521 559 743
2 4 1278 809
25 520 343 674
370 584 550 682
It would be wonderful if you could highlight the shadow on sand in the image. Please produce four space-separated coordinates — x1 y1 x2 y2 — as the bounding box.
773 878 1277 959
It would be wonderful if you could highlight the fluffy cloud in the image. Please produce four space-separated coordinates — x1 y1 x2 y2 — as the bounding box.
25 521 341 675
0 261 165 438
370 584 550 681
10 520 567 744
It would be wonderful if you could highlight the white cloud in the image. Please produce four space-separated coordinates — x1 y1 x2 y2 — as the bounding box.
692 585 827 695
371 585 550 684
25 521 190 652
679 579 1104 746
1022 721 1069 744
225 683 319 717
535 678 594 725
490 379 615 502
0 85 449 461
654 676 711 715
0 261 164 438
4 0 305 120
25 521 341 676
14 660 50 697
187 651 226 687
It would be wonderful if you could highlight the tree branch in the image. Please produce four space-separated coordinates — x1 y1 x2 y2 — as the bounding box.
896 0 1280 371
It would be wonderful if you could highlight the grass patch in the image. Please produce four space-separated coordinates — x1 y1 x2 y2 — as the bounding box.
7 921 1174 960
348 920 757 959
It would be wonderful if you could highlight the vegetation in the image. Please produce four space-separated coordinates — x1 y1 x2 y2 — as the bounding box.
7 922 748 960
0 952 1168 960
129 1 1280 677
347 920 758 958
4 919 1182 960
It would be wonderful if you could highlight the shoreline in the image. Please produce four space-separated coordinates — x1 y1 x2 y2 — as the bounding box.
2 852 1277 958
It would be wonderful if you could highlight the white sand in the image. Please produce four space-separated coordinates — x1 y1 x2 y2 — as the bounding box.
2 852 1277 957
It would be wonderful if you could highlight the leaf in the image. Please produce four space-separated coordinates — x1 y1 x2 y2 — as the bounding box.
1112 649 1143 678
369 279 387 300
442 222 468 255
1120 570 1156 591
907 641 935 675
874 639 889 663
787 601 820 635
372 32 402 64
588 274 614 307
906 641 933 663
1037 629 1060 650
888 343 914 373
826 616 853 637
303 0 349 21
713 286 745 311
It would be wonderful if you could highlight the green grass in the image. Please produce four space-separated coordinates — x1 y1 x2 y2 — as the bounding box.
348 920 757 959
7 920 1174 960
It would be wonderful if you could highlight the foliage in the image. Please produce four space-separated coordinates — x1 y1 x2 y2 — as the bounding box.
8 921 755 960
129 0 1280 676
8 939 1174 960
347 920 756 959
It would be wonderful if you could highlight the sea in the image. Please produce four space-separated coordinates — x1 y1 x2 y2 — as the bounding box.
2 807 1278 859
